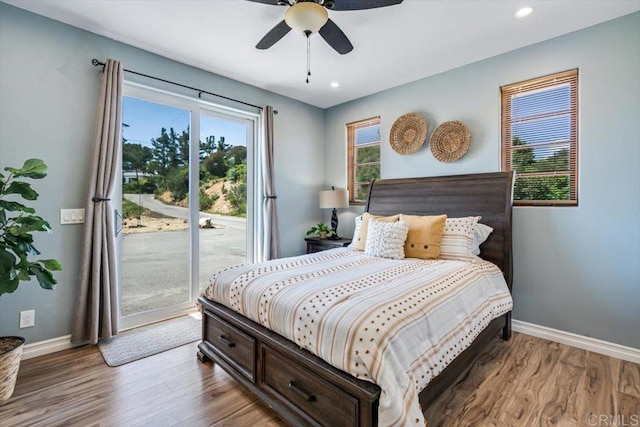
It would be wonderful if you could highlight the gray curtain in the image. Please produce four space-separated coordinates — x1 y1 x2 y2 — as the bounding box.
71 59 123 345
262 106 280 260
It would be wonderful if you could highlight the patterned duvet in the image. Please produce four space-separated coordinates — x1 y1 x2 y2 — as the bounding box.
202 247 513 426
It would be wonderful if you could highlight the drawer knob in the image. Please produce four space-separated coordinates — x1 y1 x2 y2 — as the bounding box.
288 381 316 402
218 335 236 348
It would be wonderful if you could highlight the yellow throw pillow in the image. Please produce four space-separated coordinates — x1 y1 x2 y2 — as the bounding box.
355 212 400 250
399 214 447 259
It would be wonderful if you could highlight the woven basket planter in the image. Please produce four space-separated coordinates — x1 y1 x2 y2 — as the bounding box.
0 336 25 405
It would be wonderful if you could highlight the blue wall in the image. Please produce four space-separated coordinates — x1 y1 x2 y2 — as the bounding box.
1 2 638 349
324 12 640 348
0 3 325 343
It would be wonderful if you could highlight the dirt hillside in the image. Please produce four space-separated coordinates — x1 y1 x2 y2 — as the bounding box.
157 179 236 215
203 180 234 214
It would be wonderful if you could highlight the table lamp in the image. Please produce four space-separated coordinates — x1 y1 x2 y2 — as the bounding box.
319 187 349 239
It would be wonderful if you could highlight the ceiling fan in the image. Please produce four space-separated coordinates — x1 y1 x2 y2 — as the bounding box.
248 0 404 55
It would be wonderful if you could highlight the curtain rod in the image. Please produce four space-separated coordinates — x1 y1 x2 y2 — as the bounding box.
92 59 277 113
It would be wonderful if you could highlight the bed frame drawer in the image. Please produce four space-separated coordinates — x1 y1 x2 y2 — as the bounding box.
204 311 256 381
259 344 359 427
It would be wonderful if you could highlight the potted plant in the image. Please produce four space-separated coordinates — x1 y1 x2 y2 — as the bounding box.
306 223 332 239
0 159 62 405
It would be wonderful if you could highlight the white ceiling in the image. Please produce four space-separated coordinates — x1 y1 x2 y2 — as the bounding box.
4 0 639 108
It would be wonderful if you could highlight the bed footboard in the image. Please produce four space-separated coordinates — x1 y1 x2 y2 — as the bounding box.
198 297 511 427
198 296 380 427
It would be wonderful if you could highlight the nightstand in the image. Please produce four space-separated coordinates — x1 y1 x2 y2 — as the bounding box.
305 237 352 254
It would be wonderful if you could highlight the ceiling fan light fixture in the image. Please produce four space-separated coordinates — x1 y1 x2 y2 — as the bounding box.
285 2 329 34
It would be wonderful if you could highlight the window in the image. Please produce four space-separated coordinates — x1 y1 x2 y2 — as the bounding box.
501 69 579 206
347 117 381 204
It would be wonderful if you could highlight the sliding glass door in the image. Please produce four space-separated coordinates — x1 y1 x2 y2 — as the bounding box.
118 83 258 329
198 111 253 292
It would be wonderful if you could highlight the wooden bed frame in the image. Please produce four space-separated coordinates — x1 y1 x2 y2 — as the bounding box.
198 171 514 426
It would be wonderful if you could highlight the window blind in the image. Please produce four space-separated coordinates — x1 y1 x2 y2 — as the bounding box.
501 69 579 206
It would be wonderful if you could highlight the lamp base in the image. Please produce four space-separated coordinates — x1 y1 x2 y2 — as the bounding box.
330 208 340 240
327 234 341 240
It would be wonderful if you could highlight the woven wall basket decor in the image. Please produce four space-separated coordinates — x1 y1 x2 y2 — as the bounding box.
389 113 427 155
430 120 471 163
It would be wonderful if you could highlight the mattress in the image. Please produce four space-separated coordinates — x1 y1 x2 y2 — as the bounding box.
202 247 513 426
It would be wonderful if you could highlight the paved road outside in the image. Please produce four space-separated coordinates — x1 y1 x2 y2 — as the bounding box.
124 193 246 230
120 194 246 316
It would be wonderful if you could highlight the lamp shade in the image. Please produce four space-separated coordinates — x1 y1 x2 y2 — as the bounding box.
285 2 329 34
319 189 348 209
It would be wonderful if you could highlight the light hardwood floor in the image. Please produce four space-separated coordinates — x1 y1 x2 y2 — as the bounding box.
1 333 638 426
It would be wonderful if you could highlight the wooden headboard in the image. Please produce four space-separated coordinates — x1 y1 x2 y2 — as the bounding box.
365 172 514 291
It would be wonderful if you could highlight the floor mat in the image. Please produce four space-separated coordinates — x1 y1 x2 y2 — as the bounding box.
98 315 200 367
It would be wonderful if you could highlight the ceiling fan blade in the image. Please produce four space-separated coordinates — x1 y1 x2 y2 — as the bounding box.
319 19 353 54
330 0 403 11
245 0 286 5
256 20 291 50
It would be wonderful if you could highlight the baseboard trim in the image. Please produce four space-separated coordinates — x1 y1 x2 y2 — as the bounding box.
512 319 640 364
18 320 640 364
21 335 73 360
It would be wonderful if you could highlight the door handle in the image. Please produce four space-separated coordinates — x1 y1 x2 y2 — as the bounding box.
115 209 123 237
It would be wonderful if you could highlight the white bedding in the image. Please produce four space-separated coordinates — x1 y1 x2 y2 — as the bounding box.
202 247 513 426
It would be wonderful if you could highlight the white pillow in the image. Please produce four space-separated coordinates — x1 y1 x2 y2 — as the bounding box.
472 223 494 256
440 216 481 262
364 219 408 260
348 215 363 249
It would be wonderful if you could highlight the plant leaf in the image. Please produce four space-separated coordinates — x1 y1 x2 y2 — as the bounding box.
0 200 36 213
0 275 20 295
29 263 58 290
5 232 34 246
0 250 16 273
6 181 39 200
6 159 48 179
17 269 30 281
40 259 62 271
10 238 40 256
15 215 52 233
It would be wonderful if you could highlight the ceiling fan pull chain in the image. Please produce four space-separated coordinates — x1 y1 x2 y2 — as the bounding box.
306 31 311 84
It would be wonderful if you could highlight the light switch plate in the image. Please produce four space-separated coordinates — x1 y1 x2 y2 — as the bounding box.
60 208 85 224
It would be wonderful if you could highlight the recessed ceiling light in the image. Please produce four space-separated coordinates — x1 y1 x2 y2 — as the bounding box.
515 6 535 18
330 82 340 88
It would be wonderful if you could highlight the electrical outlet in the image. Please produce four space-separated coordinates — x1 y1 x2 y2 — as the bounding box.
20 310 35 328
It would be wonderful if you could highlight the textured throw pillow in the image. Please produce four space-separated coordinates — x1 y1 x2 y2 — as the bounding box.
472 223 494 256
364 219 408 260
348 215 363 249
399 214 447 260
440 216 481 262
354 212 400 250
